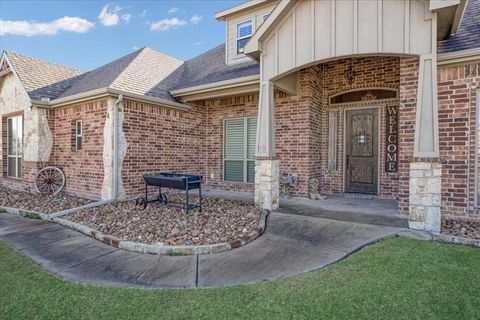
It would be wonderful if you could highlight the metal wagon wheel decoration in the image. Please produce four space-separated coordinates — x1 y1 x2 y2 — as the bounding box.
34 166 66 195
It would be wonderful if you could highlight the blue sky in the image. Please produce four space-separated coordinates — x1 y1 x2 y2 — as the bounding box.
0 0 242 70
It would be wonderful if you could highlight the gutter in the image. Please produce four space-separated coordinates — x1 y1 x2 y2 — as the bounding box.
31 87 192 111
437 48 480 65
170 75 260 97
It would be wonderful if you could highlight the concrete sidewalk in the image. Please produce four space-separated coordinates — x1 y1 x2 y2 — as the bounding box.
0 212 425 288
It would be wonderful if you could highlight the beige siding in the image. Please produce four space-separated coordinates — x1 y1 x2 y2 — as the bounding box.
225 2 276 65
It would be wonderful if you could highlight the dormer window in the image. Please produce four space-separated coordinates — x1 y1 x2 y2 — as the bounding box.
236 19 253 54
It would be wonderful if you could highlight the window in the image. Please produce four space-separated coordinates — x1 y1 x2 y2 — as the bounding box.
236 19 253 54
224 117 257 183
75 120 82 151
7 116 22 178
262 13 270 23
327 111 338 171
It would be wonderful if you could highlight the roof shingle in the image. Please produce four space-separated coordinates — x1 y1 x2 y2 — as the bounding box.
438 0 480 54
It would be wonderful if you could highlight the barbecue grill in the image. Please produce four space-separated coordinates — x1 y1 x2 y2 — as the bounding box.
137 173 202 213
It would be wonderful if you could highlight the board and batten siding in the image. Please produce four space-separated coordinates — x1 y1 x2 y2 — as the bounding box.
225 2 276 65
257 0 439 158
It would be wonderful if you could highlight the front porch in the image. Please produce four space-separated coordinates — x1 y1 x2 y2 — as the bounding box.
204 188 407 228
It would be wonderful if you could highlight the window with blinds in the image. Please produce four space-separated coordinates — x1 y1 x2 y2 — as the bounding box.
236 19 253 54
224 117 257 183
7 116 22 179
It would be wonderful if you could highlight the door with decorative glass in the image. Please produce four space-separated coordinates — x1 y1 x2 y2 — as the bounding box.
345 108 378 194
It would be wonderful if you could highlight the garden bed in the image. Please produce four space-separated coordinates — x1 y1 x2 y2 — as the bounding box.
0 186 92 214
66 194 262 247
442 219 480 240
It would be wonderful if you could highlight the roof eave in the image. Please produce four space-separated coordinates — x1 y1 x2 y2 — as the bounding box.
32 87 192 111
437 47 480 65
215 0 275 21
170 74 260 96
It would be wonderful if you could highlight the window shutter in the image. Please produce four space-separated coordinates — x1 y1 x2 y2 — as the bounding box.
225 119 245 182
247 118 257 183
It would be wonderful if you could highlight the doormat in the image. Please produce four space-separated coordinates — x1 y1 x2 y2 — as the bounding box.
343 193 375 200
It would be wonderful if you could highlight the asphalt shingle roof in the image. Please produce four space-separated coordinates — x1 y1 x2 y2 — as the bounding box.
5 51 83 100
147 43 260 102
58 47 183 99
438 0 480 54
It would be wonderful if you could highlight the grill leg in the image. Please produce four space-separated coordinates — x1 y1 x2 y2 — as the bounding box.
144 184 148 209
199 184 202 213
185 184 189 214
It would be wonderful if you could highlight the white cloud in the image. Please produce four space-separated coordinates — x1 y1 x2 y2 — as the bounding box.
150 18 187 32
0 17 94 36
132 46 139 50
190 15 202 24
98 4 121 26
139 10 147 18
193 41 206 46
168 7 178 14
121 14 131 23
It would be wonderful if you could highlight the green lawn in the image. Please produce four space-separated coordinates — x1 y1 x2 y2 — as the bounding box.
1 238 479 320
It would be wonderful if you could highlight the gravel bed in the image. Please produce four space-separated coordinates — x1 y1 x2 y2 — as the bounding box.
0 186 92 214
442 219 480 239
67 194 261 246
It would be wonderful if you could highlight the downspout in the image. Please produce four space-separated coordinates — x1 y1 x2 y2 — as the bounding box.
113 94 124 200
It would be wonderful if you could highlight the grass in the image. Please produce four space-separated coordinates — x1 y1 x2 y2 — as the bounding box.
0 238 479 320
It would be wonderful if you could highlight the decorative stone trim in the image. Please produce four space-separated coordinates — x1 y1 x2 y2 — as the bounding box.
408 162 442 233
255 159 280 210
0 206 49 220
432 234 480 248
49 209 269 255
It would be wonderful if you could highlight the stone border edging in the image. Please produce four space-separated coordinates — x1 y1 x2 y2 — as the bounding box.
432 233 480 248
1 204 269 255
51 209 269 255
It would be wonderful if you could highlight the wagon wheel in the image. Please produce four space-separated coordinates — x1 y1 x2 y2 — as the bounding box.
34 166 66 195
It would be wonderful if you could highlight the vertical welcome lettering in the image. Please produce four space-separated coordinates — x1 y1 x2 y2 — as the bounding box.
386 106 399 172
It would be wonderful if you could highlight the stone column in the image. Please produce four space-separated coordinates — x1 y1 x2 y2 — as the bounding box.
408 162 441 233
255 81 279 210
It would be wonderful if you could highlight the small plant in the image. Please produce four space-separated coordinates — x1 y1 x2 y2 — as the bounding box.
166 249 183 256
22 212 41 220
0 208 6 214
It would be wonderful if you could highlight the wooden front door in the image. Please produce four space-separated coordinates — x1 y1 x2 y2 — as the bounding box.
345 108 379 194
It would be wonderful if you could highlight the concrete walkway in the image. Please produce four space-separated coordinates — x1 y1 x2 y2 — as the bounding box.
0 212 423 289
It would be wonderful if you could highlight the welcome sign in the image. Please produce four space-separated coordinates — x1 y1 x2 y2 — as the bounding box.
386 106 399 173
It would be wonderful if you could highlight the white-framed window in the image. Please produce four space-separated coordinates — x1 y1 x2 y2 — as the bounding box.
75 120 82 151
236 19 253 54
262 13 270 23
7 115 22 179
224 117 257 183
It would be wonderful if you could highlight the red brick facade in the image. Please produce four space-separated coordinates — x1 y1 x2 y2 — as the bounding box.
2 58 479 221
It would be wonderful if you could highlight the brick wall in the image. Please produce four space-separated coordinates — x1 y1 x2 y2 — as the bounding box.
48 99 107 199
121 99 206 198
437 62 480 219
318 57 401 198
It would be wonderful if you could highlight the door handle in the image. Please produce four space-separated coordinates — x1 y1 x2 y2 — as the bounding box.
346 155 350 169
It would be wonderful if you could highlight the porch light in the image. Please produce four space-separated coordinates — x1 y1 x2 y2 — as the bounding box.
345 61 356 85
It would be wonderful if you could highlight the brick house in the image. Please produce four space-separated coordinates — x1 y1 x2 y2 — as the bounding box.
0 0 479 234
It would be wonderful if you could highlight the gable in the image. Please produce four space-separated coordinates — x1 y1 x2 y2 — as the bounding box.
247 0 440 80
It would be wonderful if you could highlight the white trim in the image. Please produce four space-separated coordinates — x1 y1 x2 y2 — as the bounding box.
342 106 381 195
6 115 23 179
75 119 82 151
236 18 254 55
171 75 260 96
215 0 273 21
30 87 192 111
438 48 480 65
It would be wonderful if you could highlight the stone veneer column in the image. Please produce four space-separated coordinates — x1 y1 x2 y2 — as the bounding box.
408 162 442 233
255 80 279 210
255 159 279 210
